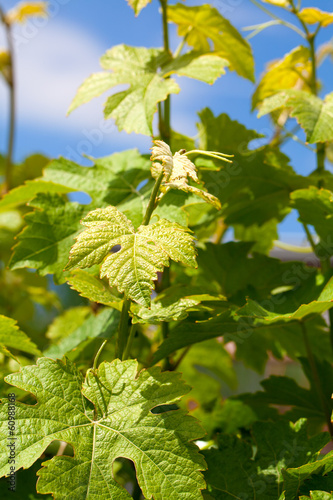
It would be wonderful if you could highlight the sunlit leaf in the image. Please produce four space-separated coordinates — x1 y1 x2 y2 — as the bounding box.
5 1 48 24
299 8 333 27
65 206 197 307
0 358 206 499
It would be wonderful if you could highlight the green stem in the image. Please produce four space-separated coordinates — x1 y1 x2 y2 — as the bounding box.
329 309 333 352
142 170 164 225
122 324 137 360
115 299 131 360
159 0 171 143
301 322 333 437
302 223 317 253
249 0 305 38
119 170 166 360
0 7 16 193
273 240 313 254
93 339 108 370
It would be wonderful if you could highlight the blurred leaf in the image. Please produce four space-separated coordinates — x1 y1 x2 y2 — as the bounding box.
237 357 333 434
9 193 87 284
167 3 255 81
46 306 91 340
259 90 333 143
127 0 152 16
197 108 308 226
292 187 333 254
204 419 330 500
5 1 48 24
299 8 333 27
0 314 41 356
252 46 311 109
234 219 278 254
44 307 120 358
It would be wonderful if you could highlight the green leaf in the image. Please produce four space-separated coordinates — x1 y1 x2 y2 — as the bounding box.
68 270 122 308
132 285 225 324
46 306 91 340
154 277 333 370
197 242 300 304
283 452 333 500
69 45 180 135
0 358 206 499
258 90 333 143
44 308 120 358
0 180 72 211
43 150 151 207
9 193 87 284
204 419 330 500
0 314 41 356
237 357 333 434
233 219 278 254
126 0 152 16
167 3 255 81
292 187 333 255
65 206 197 307
300 492 333 500
163 51 229 84
252 46 311 109
197 108 308 226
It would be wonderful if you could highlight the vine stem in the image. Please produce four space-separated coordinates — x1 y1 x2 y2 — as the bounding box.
301 322 333 438
0 7 16 193
248 0 305 38
93 339 108 370
116 170 165 361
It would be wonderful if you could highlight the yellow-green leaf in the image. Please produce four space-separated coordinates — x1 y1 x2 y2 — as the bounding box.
127 0 152 16
299 7 333 27
252 46 311 109
167 3 255 81
65 206 197 307
5 1 48 24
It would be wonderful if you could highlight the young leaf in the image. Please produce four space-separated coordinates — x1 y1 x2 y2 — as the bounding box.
65 206 197 307
69 45 180 135
261 0 289 6
252 46 311 109
203 419 330 500
0 314 41 357
126 0 152 16
167 3 255 81
151 140 221 209
258 90 333 143
0 358 206 499
298 8 333 27
9 193 87 284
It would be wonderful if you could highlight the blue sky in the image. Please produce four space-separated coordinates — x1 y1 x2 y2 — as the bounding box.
0 0 332 239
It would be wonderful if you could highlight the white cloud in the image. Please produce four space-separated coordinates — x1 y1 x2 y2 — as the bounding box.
0 18 110 132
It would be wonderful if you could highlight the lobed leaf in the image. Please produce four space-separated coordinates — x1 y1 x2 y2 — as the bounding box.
299 8 333 27
258 90 333 143
0 314 41 357
126 0 152 16
0 358 206 499
167 3 255 81
252 46 311 109
65 206 197 307
9 193 87 284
